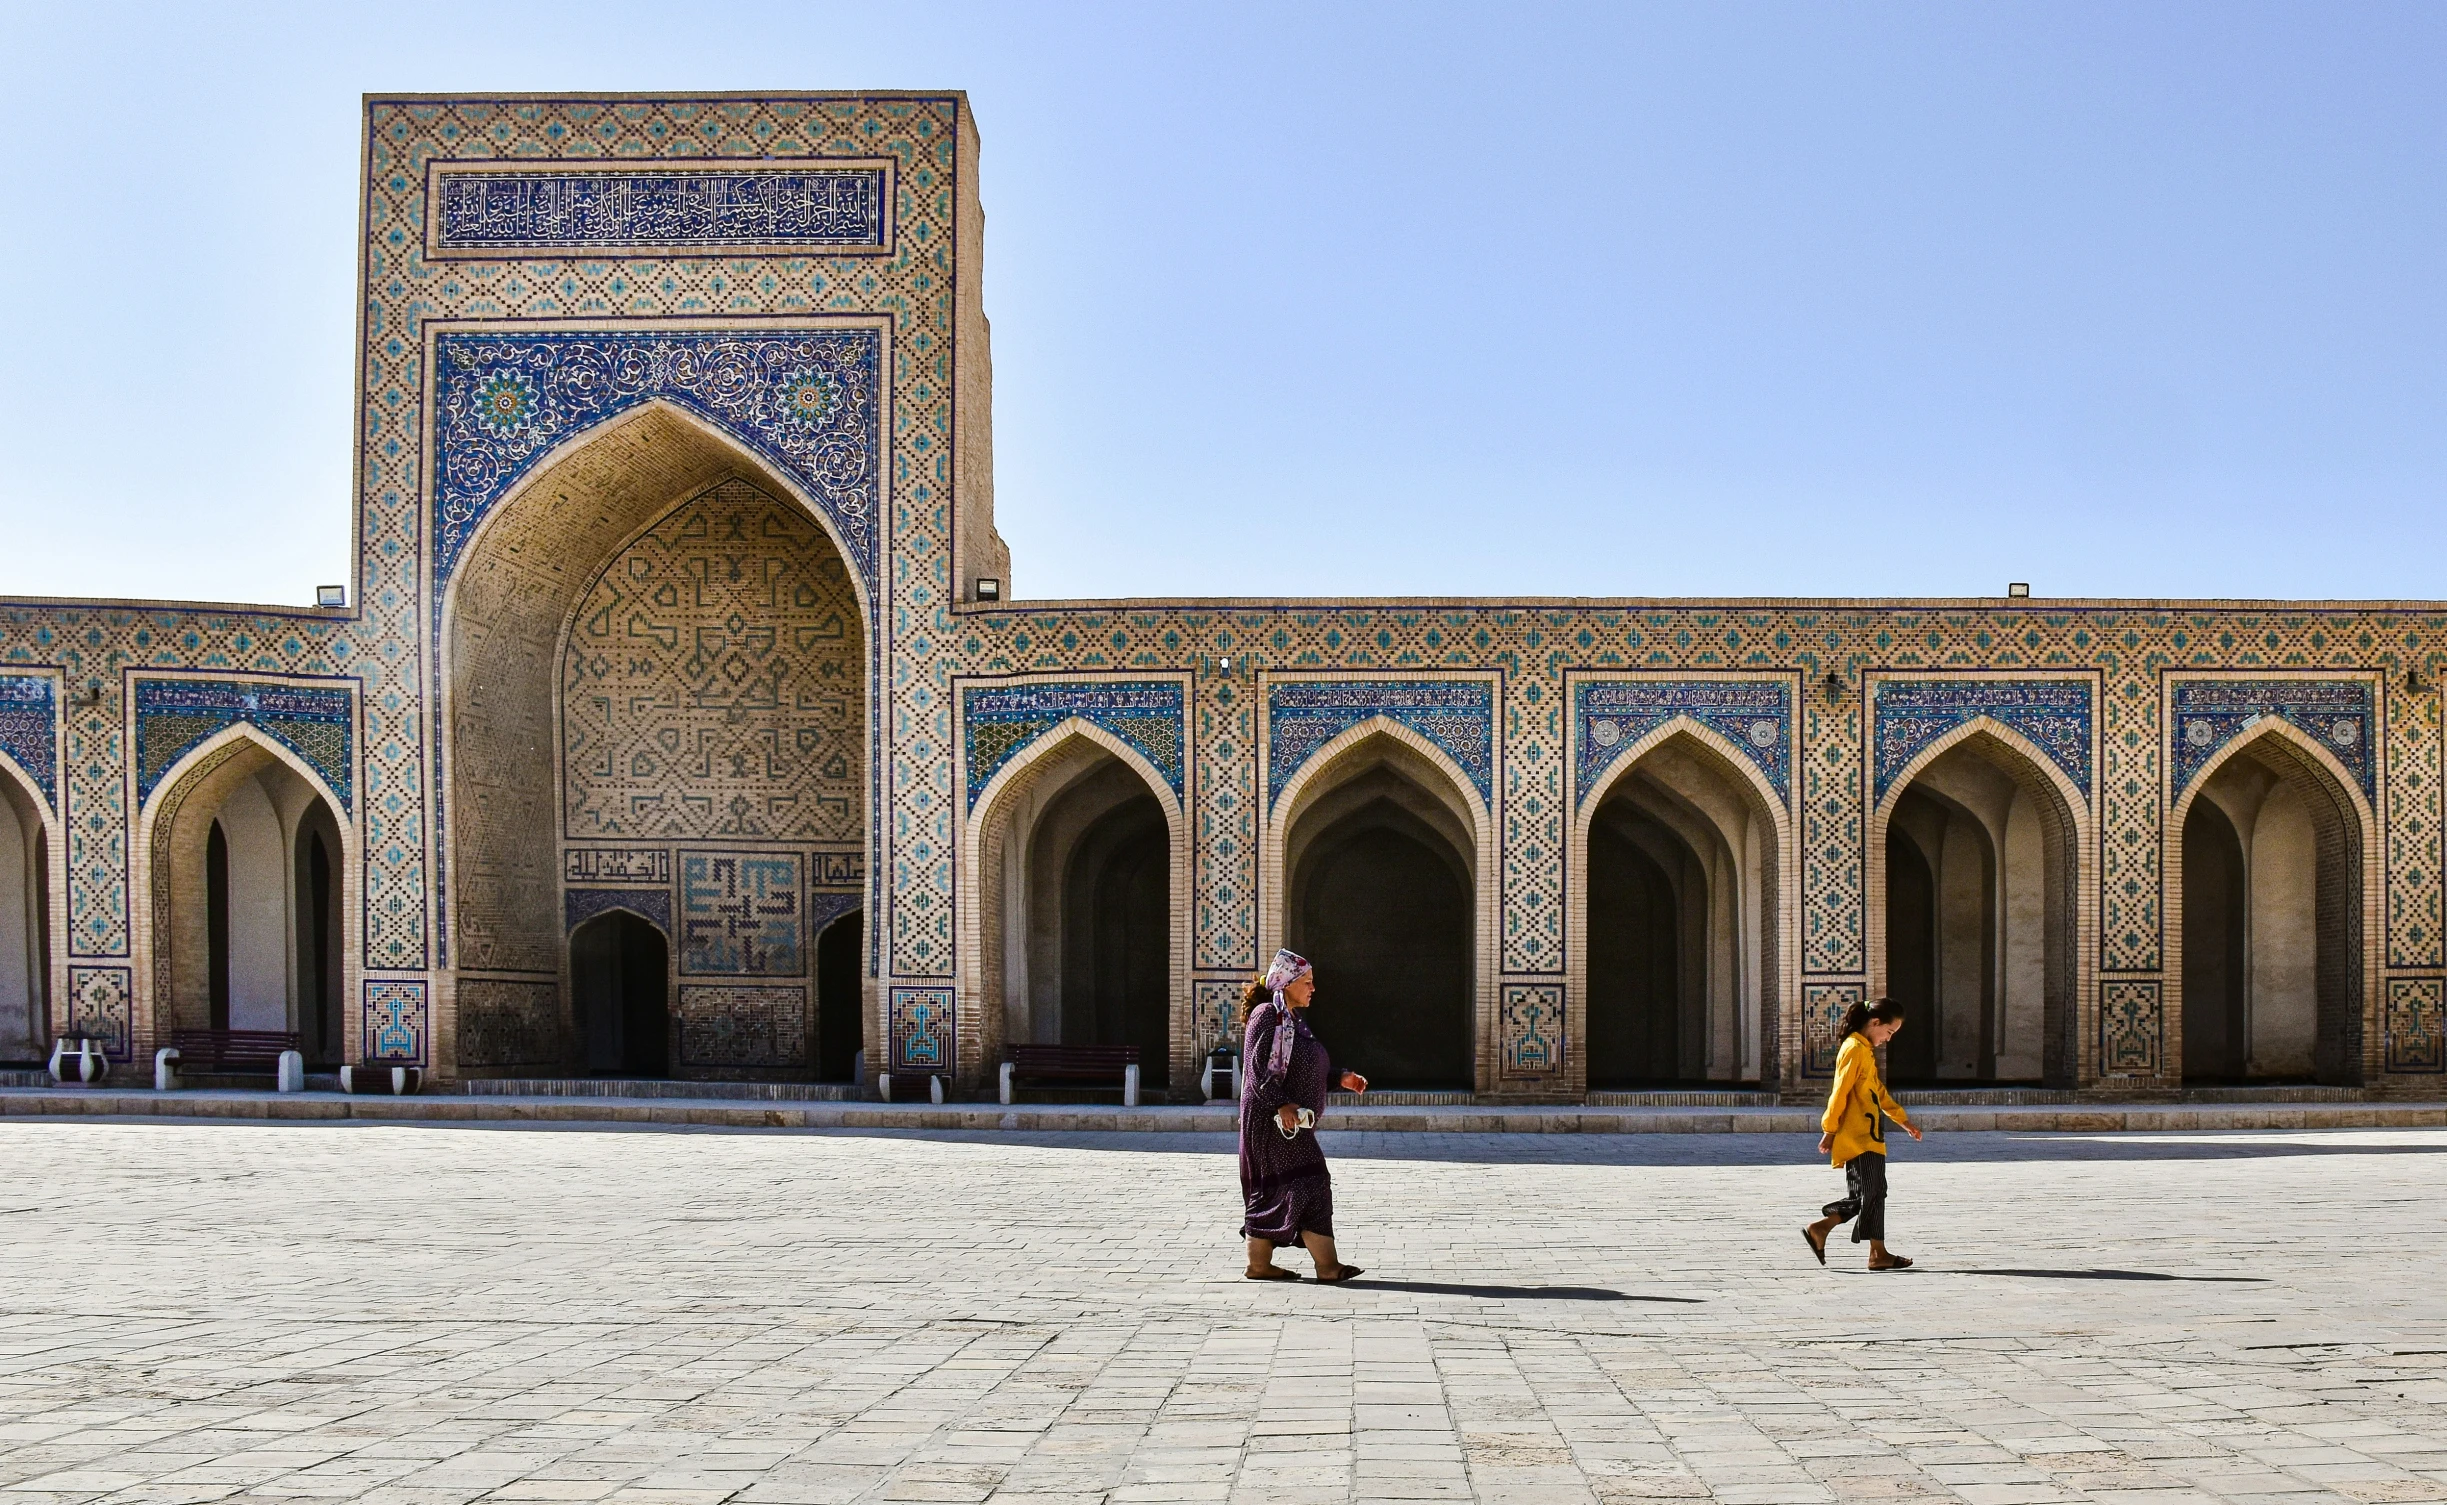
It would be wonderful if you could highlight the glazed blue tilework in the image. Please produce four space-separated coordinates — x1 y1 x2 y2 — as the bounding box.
2101 978 2161 1077
1268 681 1494 809
430 329 884 595
2170 679 2375 803
962 681 1185 813
1872 679 2092 803
2385 978 2445 1073
1501 984 1563 1077
0 676 56 806
680 853 804 976
364 979 428 1065
566 886 673 937
1576 680 1790 808
134 680 355 814
889 983 954 1073
66 965 132 1063
432 165 886 253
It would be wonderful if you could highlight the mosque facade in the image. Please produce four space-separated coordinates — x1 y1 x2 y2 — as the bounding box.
0 92 2439 1103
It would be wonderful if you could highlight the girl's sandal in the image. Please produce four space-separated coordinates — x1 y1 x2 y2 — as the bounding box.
1867 1254 1914 1271
1803 1226 1828 1266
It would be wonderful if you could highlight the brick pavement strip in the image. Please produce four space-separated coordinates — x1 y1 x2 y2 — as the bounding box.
0 1124 2443 1504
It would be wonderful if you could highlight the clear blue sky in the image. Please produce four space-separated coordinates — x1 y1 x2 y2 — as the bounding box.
2 3 2441 606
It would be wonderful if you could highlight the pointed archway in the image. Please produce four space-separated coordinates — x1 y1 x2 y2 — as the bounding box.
2169 720 2378 1086
1265 719 1495 1092
1570 720 1791 1093
962 719 1191 1095
135 724 356 1065
0 755 57 1065
1868 718 2092 1089
439 402 873 1080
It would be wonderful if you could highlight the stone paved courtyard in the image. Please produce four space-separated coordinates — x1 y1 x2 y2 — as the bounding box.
2 1122 2445 1504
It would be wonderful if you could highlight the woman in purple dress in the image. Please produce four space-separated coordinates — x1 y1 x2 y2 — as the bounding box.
1240 948 1369 1281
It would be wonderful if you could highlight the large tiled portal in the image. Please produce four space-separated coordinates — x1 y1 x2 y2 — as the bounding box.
2 1121 2443 1503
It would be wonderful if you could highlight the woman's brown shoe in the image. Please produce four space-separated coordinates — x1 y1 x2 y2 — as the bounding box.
1803 1223 1830 1266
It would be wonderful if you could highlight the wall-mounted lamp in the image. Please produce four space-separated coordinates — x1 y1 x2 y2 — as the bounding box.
316 584 347 608
1822 670 1846 704
973 577 1001 603
75 683 103 708
2408 667 2429 696
2007 582 2031 598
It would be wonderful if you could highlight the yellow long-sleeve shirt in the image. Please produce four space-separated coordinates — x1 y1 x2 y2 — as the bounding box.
1821 1032 1912 1166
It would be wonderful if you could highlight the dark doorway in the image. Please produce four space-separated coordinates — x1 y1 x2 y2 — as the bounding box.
1061 794 1170 1087
293 826 344 1066
816 909 864 1082
571 911 669 1075
2183 799 2249 1081
1586 821 1684 1086
206 819 231 1032
1291 798 1472 1090
1884 827 1938 1084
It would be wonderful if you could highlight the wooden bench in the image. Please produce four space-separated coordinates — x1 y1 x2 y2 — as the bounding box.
161 1028 302 1088
1000 1044 1142 1106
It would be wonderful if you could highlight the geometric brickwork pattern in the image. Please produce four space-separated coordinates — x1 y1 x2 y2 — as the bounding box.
452 977 562 1070
677 984 809 1069
1574 679 1791 807
960 680 1185 812
2384 977 2445 1074
888 983 953 1074
0 675 57 805
2170 678 2375 803
1799 981 1863 1080
133 679 355 813
1871 678 2093 802
1266 680 1495 808
2100 978 2162 1078
65 964 133 1063
1500 983 1564 1079
679 853 803 976
429 163 888 257
363 979 428 1066
562 479 863 844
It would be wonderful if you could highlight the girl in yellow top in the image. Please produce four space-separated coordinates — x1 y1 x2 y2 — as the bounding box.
1803 998 1923 1271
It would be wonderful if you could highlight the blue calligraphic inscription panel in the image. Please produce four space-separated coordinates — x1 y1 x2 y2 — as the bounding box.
429 162 888 255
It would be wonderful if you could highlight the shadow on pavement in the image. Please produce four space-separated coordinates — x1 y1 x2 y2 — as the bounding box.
1339 1278 1687 1302
1934 1267 2268 1283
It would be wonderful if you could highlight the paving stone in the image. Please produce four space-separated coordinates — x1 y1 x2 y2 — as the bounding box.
3 1123 2446 1502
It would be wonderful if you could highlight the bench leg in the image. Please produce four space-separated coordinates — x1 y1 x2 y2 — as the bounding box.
1124 1063 1140 1109
999 1062 1014 1105
929 1074 946 1105
878 1072 893 1103
154 1047 181 1092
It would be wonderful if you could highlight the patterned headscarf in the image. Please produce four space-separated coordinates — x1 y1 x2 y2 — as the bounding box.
1262 948 1312 995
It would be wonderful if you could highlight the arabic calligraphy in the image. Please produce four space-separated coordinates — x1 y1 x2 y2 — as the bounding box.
432 165 887 254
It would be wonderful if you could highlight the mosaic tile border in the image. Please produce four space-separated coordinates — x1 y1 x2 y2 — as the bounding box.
1265 677 1496 810
363 979 429 1066
2169 677 2377 804
888 983 954 1074
132 677 357 814
0 674 59 807
1572 676 1794 808
2384 976 2445 1073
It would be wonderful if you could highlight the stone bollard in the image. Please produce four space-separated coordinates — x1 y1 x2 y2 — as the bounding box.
48 1037 109 1085
155 1047 181 1091
276 1050 305 1093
